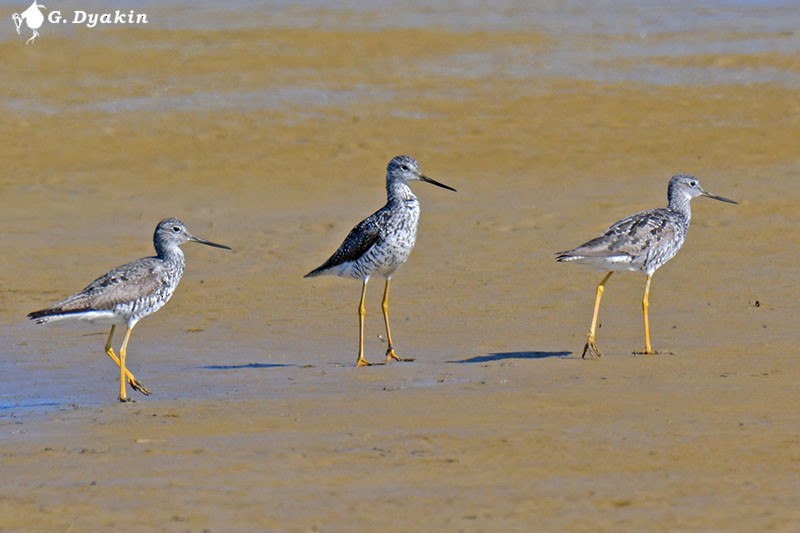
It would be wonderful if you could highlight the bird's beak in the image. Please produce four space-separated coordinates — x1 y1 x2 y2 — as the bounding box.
419 174 457 192
190 235 232 250
701 189 737 204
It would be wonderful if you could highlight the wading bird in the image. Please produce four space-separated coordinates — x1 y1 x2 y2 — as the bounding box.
556 174 736 358
28 218 231 401
306 155 456 366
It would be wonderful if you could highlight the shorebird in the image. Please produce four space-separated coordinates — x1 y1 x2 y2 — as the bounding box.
556 174 736 358
28 218 231 401
305 155 456 366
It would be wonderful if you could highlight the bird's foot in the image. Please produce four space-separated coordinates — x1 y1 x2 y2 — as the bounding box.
118 395 133 403
130 379 152 396
356 356 373 367
633 349 658 356
385 348 415 363
581 336 603 359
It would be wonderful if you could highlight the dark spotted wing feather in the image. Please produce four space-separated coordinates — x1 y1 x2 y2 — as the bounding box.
600 208 679 260
305 211 384 277
28 257 166 319
556 207 684 272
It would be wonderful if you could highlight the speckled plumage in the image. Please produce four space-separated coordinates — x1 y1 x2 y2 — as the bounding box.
305 160 425 280
29 248 185 329
556 174 732 275
557 174 736 357
28 218 231 401
306 155 456 366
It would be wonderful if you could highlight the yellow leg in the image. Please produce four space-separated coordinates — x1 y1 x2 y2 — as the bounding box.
381 278 414 363
382 278 399 362
356 279 371 367
118 326 134 402
639 274 656 355
583 271 613 359
104 325 151 395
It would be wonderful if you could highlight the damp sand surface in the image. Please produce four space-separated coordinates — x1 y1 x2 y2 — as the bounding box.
2 2 800 531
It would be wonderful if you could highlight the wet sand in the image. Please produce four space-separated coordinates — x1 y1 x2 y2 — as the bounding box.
2 3 800 531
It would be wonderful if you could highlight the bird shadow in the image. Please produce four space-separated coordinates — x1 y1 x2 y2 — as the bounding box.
199 363 304 370
448 351 572 364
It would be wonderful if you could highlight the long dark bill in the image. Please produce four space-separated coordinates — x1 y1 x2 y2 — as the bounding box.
420 174 457 192
191 236 233 250
702 191 737 204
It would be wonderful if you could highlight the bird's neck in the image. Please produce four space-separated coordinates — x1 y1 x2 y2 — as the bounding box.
387 180 417 203
155 243 185 264
668 194 692 223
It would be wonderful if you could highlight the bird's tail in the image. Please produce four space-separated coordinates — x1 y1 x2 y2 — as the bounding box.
554 251 577 262
304 267 324 278
27 308 83 324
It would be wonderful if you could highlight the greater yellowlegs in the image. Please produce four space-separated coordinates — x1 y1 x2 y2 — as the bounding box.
28 218 231 401
556 174 736 358
305 155 456 366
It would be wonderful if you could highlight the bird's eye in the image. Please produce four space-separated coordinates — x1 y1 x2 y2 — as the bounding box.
172 226 181 233
401 164 410 171
690 181 697 187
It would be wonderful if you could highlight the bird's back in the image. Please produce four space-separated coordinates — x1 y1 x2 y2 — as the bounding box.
28 255 184 327
557 207 688 274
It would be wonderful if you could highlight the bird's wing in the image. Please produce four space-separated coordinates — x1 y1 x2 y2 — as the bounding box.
305 213 383 276
602 209 678 258
557 208 677 261
49 258 166 312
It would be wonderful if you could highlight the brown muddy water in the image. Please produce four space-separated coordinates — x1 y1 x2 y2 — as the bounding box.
1 1 800 531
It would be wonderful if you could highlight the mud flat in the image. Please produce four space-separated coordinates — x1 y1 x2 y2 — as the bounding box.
2 2 799 531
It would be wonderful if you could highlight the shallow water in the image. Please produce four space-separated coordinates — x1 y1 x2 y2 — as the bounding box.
2 1 800 530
